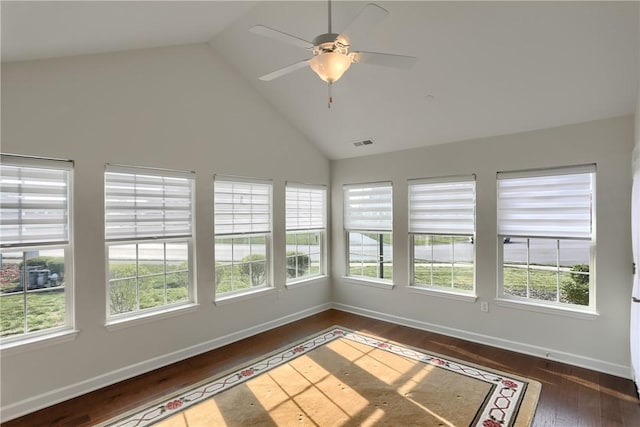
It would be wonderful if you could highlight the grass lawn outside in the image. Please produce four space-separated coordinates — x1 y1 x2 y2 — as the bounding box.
0 289 66 337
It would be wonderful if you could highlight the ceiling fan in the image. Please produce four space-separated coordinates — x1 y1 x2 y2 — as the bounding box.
249 0 416 106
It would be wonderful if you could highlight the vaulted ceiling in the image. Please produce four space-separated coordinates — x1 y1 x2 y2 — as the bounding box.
2 1 638 159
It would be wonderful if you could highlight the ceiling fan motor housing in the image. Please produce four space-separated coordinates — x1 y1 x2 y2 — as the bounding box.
312 33 349 55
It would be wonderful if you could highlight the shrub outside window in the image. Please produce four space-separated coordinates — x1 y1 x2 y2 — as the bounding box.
0 155 74 342
344 182 393 282
497 165 595 310
286 183 326 282
105 165 195 320
409 176 476 294
214 177 271 296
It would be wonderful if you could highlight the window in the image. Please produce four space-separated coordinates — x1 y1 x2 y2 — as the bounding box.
497 165 595 310
214 177 271 296
286 183 326 282
0 154 74 342
105 165 194 320
409 176 476 293
344 182 393 281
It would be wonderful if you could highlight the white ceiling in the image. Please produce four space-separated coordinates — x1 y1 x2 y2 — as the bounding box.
2 1 639 160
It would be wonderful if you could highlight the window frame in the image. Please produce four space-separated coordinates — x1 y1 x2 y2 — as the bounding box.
104 164 196 323
285 183 327 284
214 176 273 299
343 182 393 284
496 165 596 313
0 154 75 346
408 175 476 295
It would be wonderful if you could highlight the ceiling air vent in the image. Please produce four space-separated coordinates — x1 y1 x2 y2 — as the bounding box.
353 139 374 147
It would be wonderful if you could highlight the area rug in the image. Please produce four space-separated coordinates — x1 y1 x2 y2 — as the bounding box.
100 327 541 427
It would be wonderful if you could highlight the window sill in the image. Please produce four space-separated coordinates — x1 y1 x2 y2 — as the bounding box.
286 275 328 289
106 303 200 331
494 297 598 320
341 276 395 290
0 329 79 356
215 286 275 305
408 285 477 303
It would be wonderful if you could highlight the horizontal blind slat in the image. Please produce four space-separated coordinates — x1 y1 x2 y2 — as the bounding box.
408 178 475 234
344 183 392 231
104 169 194 240
497 170 593 239
286 185 326 231
214 179 272 234
0 162 70 246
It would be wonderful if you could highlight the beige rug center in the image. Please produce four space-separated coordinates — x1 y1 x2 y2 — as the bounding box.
157 338 505 426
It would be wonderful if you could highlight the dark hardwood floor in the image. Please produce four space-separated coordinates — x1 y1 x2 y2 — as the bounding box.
3 309 639 426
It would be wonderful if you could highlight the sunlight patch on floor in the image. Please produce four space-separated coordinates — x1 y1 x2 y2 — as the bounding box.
245 353 371 425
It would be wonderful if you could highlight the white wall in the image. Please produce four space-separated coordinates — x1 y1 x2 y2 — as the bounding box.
331 116 635 377
636 82 640 150
637 6 640 151
0 44 331 419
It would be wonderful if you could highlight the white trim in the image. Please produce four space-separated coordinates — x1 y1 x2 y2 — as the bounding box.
0 153 74 170
331 303 630 379
214 286 275 305
341 276 395 290
105 163 195 179
214 174 272 185
494 297 598 320
407 285 477 303
0 303 331 423
285 181 327 191
0 329 79 356
105 303 200 331
285 274 329 289
407 173 476 185
342 180 392 190
497 163 596 179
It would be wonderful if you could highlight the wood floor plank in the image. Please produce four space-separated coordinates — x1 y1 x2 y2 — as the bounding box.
2 309 639 427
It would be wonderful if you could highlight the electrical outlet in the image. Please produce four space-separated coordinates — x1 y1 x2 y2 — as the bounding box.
480 301 489 312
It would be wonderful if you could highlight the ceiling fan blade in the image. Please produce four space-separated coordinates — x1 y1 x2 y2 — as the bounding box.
338 3 388 46
351 51 416 69
258 60 310 81
249 25 313 50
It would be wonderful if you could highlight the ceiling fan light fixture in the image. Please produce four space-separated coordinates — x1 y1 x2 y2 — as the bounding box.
309 52 352 83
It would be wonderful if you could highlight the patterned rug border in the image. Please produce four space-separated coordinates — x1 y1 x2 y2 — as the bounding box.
98 326 541 427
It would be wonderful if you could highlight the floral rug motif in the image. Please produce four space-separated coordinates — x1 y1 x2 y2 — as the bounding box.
101 327 540 427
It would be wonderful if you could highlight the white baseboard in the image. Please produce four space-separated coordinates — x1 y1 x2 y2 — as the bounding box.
332 302 632 379
0 303 332 423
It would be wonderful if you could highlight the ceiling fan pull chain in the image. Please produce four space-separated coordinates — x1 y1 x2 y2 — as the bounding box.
328 82 333 109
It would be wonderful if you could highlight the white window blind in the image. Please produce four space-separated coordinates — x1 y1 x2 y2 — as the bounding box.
409 176 476 235
286 184 325 231
344 182 392 231
215 177 271 235
0 155 72 246
497 165 595 239
105 165 194 241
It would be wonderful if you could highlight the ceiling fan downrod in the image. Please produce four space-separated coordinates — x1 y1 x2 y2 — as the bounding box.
327 0 333 109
